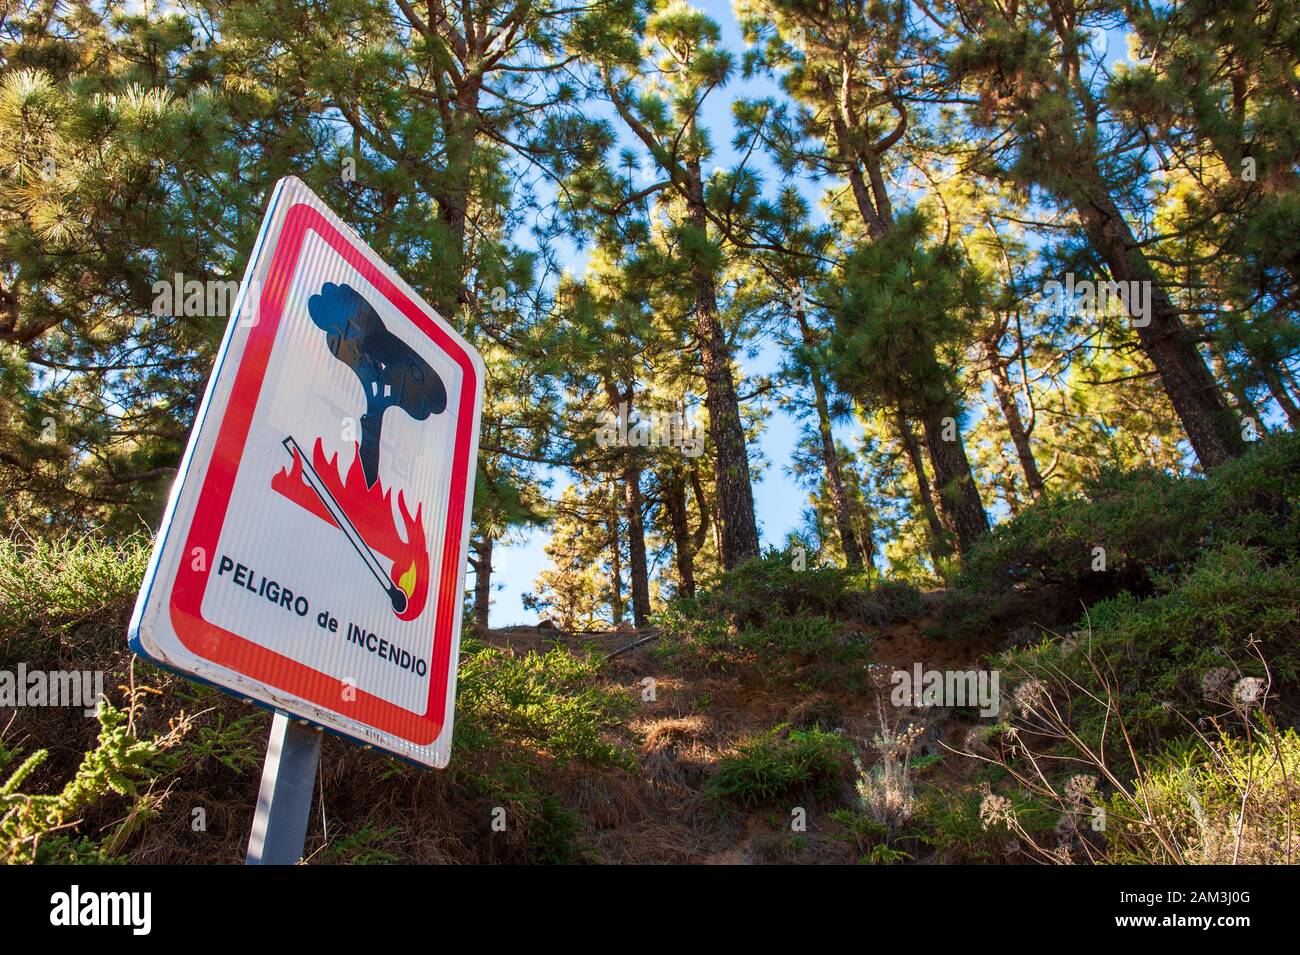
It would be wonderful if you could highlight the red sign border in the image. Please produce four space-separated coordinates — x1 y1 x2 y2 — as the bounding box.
167 201 477 747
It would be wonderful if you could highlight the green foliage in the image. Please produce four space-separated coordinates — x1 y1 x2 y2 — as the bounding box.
1 0 1299 870
656 551 922 676
828 806 889 859
520 795 587 865
936 431 1300 641
322 826 403 866
1106 725 1300 864
830 211 980 417
0 10 288 530
455 637 633 768
1000 544 1300 751
404 636 636 863
0 533 150 650
1 701 167 864
740 615 844 659
864 844 912 865
706 724 850 808
456 757 592 864
961 420 1300 594
657 609 864 677
958 467 1198 593
183 710 265 776
910 786 1002 863
855 578 928 628
701 552 865 624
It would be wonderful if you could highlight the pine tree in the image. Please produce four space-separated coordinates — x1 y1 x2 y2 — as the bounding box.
0 4 295 528
942 0 1247 468
736 0 990 554
740 184 869 568
581 0 763 570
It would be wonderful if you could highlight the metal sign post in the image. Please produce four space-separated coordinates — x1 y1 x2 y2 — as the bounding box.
245 713 323 865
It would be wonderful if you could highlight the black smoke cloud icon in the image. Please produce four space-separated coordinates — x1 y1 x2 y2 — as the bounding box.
307 282 447 487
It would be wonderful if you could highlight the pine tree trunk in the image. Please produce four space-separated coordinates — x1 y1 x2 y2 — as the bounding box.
831 107 984 560
622 453 651 626
922 405 990 556
1072 178 1246 468
857 505 875 580
608 499 624 626
897 411 952 563
664 464 696 598
689 463 713 559
605 380 652 625
472 534 492 631
796 305 863 568
1255 358 1300 428
685 159 760 569
428 80 481 320
984 338 1046 499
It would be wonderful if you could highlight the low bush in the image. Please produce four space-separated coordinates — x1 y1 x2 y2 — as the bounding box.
451 637 636 863
0 533 150 662
454 636 634 768
935 431 1300 643
706 724 851 808
696 553 866 627
997 544 1299 752
1 699 177 864
655 552 919 678
957 431 1300 599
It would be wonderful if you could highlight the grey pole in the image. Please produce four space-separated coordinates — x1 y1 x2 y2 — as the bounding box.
246 711 323 865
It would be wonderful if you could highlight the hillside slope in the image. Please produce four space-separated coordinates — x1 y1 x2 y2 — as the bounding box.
3 434 1298 864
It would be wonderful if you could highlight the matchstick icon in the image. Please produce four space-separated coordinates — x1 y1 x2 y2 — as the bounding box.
282 435 408 613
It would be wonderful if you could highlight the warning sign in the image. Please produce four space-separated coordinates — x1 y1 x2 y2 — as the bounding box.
129 177 484 768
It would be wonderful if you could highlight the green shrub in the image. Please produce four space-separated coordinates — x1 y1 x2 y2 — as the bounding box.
911 786 1003 863
445 638 636 862
938 431 1300 641
654 600 734 671
1106 725 1300 864
957 466 1203 594
851 578 929 628
706 724 851 808
1 700 172 864
960 431 1299 594
180 705 266 776
454 637 634 768
693 551 866 626
523 794 586 865
322 825 402 865
655 552 915 676
0 533 150 659
657 611 872 680
998 544 1299 752
1201 430 1300 557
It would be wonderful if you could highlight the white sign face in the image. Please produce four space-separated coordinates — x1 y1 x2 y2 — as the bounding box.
130 177 484 768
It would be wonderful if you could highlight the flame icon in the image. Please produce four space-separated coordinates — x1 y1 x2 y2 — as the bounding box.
272 437 429 620
398 562 417 602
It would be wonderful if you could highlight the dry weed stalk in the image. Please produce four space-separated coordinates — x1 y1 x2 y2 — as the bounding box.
853 672 926 829
954 614 1296 864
